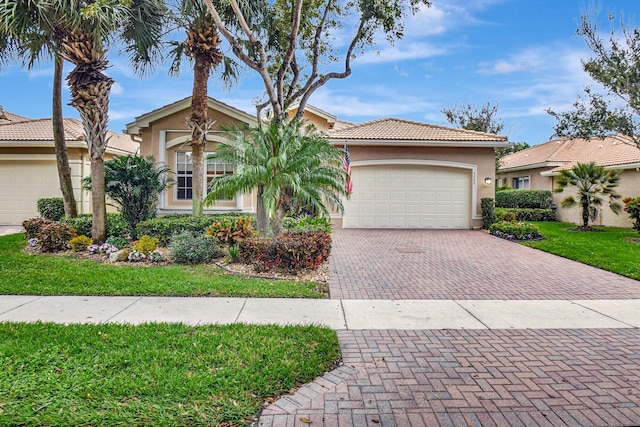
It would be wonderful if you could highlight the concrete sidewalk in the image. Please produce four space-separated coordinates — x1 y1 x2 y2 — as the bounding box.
1 295 638 329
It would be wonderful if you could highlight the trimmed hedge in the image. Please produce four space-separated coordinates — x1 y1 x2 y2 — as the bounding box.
283 216 332 233
137 214 256 246
495 190 552 209
63 213 129 239
37 198 65 221
489 221 543 241
494 208 556 222
481 198 495 230
238 231 331 272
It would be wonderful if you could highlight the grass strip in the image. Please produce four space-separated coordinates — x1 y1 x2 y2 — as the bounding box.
522 221 640 279
0 234 323 298
0 322 340 426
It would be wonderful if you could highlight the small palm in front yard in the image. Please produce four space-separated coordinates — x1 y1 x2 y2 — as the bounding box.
553 162 622 229
523 222 640 280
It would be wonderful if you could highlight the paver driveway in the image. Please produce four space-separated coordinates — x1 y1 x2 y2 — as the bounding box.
259 229 640 426
328 229 640 300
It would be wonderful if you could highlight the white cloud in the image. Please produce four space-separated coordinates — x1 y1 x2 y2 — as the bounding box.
111 82 124 96
108 107 147 121
307 87 436 119
394 65 409 78
356 42 448 64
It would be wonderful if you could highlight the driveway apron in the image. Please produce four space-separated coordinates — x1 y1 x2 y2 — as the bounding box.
328 229 640 300
259 229 640 427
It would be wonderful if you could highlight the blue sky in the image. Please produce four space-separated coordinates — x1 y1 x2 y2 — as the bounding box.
0 0 637 146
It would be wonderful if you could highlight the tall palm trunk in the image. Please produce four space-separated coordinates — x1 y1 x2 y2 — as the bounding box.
52 53 78 218
62 32 114 243
70 75 112 243
189 53 211 217
256 185 269 232
76 77 112 243
184 20 222 217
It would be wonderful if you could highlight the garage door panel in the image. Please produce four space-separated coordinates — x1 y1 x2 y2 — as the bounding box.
344 165 471 229
0 161 60 224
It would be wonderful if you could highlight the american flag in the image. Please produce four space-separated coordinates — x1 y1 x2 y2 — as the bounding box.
343 143 353 195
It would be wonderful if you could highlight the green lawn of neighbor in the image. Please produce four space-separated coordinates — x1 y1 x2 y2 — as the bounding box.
521 221 640 280
0 322 340 426
0 233 324 298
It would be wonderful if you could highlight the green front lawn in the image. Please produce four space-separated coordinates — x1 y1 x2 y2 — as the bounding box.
522 222 640 279
0 234 324 298
0 322 340 426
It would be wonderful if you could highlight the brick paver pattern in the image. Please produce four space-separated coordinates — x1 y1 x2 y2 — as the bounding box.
259 329 640 427
329 229 640 300
259 230 640 426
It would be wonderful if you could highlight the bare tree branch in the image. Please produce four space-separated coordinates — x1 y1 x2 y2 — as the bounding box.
203 0 281 117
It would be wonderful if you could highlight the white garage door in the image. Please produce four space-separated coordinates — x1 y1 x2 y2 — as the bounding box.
343 165 471 229
0 161 61 225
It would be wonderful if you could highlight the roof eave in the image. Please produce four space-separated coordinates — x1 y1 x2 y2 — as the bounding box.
328 138 510 148
499 161 566 173
542 162 640 176
125 97 258 135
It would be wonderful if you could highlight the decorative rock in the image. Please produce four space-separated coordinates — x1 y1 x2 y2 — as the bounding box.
109 249 130 263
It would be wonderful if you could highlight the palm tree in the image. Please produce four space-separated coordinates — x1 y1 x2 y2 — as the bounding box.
19 0 165 242
94 155 173 238
0 1 78 218
554 162 622 229
167 0 263 216
204 119 347 232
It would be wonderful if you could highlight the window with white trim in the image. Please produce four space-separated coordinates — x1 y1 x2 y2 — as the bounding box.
176 152 193 200
176 151 234 200
512 176 530 189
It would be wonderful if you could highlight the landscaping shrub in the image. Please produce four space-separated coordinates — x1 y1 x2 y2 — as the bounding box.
137 214 255 246
206 216 255 245
238 231 332 271
63 213 129 239
63 215 92 237
623 197 640 232
489 221 543 241
134 235 159 255
105 236 128 249
37 222 74 252
92 154 173 238
37 198 65 221
481 198 495 229
495 190 552 209
69 235 93 252
495 208 556 222
168 231 223 264
22 217 53 239
283 216 332 233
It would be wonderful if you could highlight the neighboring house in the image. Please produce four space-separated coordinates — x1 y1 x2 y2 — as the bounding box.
0 108 138 224
126 96 509 229
499 134 640 228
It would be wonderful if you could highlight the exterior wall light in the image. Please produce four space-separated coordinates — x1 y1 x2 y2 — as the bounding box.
484 177 492 186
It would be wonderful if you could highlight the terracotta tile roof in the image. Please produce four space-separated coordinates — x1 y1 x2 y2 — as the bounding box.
500 134 640 172
0 110 31 124
326 118 508 142
331 120 356 131
0 117 138 153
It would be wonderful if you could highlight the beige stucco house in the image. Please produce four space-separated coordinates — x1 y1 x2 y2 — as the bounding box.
0 109 138 224
499 134 640 228
126 96 509 229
